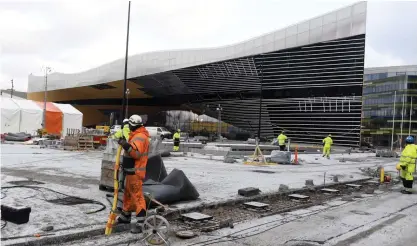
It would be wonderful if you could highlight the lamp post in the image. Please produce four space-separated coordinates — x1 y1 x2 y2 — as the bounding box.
216 104 223 139
121 1 131 123
258 54 264 141
10 79 13 98
42 67 52 129
125 88 130 118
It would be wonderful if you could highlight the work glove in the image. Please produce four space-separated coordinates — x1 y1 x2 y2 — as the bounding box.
118 138 131 151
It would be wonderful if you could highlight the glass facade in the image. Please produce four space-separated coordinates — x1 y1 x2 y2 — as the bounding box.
362 75 417 147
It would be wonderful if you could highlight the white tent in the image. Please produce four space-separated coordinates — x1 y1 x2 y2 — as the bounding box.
12 99 43 135
1 97 20 133
53 103 83 136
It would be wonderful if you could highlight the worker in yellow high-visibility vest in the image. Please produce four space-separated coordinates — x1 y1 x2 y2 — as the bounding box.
173 129 181 152
396 136 417 194
277 131 288 151
322 134 333 159
113 119 130 140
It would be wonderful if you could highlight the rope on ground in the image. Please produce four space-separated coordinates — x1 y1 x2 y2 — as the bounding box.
1 185 106 214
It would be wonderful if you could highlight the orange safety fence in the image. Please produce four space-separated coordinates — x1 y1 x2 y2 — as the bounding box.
35 101 63 135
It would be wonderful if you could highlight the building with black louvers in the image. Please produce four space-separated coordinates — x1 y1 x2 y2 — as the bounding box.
28 2 367 147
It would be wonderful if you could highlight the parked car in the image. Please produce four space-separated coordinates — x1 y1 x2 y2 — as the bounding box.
146 127 172 139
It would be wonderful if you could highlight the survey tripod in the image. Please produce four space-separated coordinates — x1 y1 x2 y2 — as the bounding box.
105 146 171 246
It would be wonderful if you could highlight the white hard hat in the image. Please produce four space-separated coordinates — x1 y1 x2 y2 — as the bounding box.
128 115 142 126
122 118 129 123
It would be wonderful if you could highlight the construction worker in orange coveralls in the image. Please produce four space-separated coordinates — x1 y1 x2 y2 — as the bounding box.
116 114 150 233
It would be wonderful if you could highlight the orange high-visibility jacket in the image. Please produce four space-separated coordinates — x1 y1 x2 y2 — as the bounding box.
125 126 150 180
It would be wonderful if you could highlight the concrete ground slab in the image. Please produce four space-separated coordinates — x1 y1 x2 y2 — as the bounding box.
0 143 398 244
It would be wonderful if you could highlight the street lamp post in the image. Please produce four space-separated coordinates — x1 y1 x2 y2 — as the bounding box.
10 79 14 98
42 67 51 129
216 104 223 140
121 1 131 123
125 88 130 118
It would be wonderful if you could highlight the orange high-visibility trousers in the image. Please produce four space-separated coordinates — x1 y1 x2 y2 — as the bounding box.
123 175 146 215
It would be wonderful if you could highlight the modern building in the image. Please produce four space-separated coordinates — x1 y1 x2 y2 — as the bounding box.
362 65 417 147
28 2 367 147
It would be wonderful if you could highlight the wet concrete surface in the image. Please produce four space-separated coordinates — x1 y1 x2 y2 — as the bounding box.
1 167 99 189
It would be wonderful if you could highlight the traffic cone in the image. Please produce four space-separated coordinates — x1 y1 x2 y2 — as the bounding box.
293 146 298 165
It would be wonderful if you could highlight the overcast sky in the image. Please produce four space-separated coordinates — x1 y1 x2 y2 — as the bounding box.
1 0 416 92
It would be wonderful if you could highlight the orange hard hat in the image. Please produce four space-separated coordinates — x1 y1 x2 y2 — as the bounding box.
396 163 402 171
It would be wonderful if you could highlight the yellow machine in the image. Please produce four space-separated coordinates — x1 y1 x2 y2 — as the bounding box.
105 146 122 235
96 125 110 134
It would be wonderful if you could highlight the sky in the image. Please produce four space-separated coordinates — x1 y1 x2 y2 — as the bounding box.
0 0 416 92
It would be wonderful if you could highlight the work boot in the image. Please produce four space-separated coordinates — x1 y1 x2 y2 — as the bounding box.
117 211 131 224
131 209 146 234
401 189 413 194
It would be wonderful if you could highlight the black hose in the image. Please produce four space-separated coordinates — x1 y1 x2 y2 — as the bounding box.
1 185 106 214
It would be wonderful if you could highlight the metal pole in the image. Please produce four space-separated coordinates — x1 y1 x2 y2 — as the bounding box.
409 97 413 136
10 79 13 98
217 104 222 139
42 67 50 129
121 1 131 123
257 56 263 140
125 88 130 119
391 91 397 151
400 93 405 151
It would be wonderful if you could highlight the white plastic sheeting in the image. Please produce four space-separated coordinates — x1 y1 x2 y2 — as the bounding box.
9 99 43 135
1 98 20 133
53 103 83 136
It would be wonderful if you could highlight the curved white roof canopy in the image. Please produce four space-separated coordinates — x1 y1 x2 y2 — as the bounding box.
28 2 367 93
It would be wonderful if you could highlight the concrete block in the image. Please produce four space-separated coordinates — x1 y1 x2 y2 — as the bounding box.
305 179 314 186
279 184 290 192
1 204 31 224
243 201 269 209
288 194 309 200
181 212 213 221
346 184 362 188
321 188 339 193
238 187 261 197
224 157 236 163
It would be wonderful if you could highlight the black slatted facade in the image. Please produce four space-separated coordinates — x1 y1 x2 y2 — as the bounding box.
171 34 365 146
66 34 365 146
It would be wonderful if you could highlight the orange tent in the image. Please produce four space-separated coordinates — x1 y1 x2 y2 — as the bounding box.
35 102 63 135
